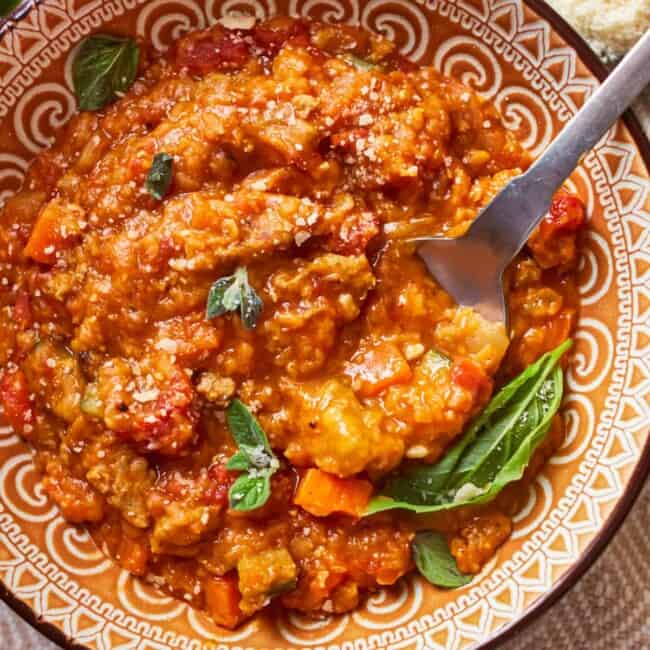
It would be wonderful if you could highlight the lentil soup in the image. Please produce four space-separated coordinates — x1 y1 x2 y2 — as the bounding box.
0 17 584 629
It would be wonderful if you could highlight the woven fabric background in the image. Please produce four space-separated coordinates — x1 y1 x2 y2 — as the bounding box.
0 10 648 650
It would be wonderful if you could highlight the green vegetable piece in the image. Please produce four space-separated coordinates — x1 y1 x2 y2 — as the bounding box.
80 384 104 418
342 54 381 71
412 531 472 588
366 340 571 515
206 267 263 329
146 153 173 200
73 34 140 111
225 399 279 511
0 0 20 17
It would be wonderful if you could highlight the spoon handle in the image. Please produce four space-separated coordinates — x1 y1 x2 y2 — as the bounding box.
469 29 650 254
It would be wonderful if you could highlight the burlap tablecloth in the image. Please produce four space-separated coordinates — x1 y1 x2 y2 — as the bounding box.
0 30 648 650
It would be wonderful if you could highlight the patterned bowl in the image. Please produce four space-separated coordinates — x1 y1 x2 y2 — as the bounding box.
0 1 649 648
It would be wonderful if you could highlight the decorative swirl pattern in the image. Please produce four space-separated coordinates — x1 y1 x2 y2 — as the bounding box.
276 610 349 646
361 0 428 61
434 35 503 98
566 317 615 394
549 395 597 465
13 83 75 154
0 1 647 649
45 518 113 576
116 571 186 621
577 231 615 306
208 0 277 22
511 476 553 539
495 85 553 157
0 453 58 523
289 0 357 25
0 154 27 208
136 0 207 51
352 576 423 630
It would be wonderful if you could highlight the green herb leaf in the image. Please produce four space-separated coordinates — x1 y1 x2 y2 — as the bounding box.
146 153 173 200
73 34 140 111
229 472 272 511
412 531 472 588
206 267 263 329
226 400 279 511
366 340 571 515
342 54 381 71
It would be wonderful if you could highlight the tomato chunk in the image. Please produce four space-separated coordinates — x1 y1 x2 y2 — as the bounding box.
0 368 34 433
345 343 412 397
451 358 493 405
294 468 373 517
203 573 245 629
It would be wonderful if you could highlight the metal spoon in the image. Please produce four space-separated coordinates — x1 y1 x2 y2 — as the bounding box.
416 30 650 324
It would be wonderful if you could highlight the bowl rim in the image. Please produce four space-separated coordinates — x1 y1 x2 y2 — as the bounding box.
0 1 648 648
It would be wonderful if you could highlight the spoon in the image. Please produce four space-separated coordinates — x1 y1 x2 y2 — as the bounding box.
416 30 650 324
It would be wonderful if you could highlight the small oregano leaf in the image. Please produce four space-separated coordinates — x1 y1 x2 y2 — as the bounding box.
146 153 173 200
206 267 263 329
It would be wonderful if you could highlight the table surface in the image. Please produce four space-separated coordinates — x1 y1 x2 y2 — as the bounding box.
0 38 649 650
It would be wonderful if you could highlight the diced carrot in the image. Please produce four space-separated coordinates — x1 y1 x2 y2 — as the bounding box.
24 200 84 265
451 358 493 405
0 368 34 433
204 574 246 629
345 342 413 397
294 468 373 518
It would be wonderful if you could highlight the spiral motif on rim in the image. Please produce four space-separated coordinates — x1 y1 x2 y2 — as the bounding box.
0 154 27 209
511 475 553 539
208 0 277 22
0 453 58 523
352 576 423 630
13 83 75 154
576 231 614 306
136 0 207 51
361 0 428 62
44 517 113 576
187 607 258 641
288 0 358 25
549 395 596 465
116 571 187 621
434 35 503 98
566 317 614 393
495 86 552 157
276 610 349 645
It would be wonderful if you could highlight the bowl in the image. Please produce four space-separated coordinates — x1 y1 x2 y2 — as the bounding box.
0 0 648 648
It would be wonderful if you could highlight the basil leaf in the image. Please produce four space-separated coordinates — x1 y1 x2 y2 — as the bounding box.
413 531 472 588
206 267 263 329
367 340 571 515
146 153 173 200
229 472 271 511
73 34 140 111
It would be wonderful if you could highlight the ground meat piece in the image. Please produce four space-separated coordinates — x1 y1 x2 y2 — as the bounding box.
196 373 236 407
449 512 512 574
237 548 297 615
260 254 375 377
151 502 222 555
